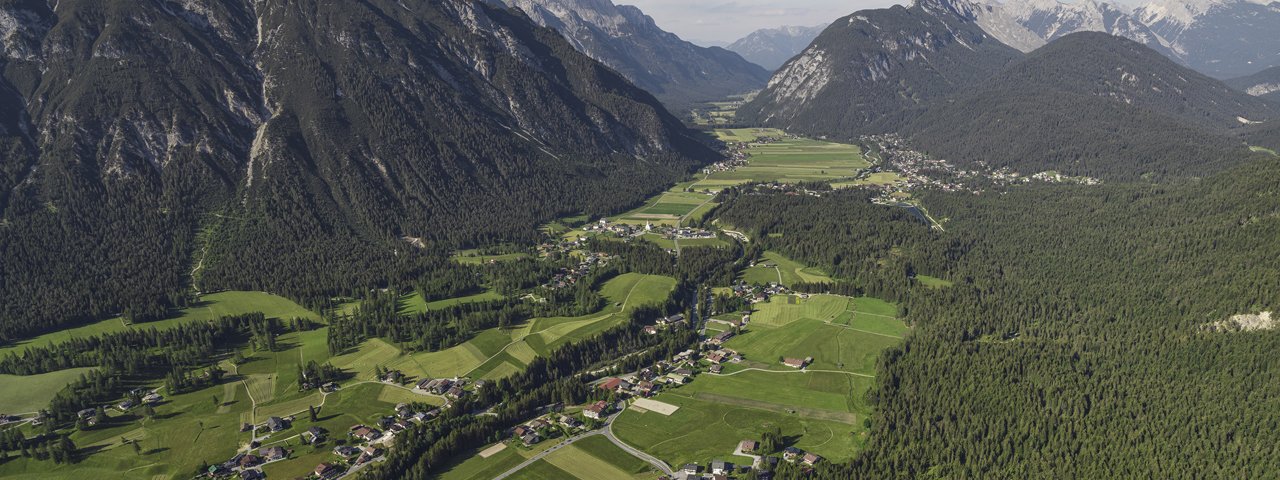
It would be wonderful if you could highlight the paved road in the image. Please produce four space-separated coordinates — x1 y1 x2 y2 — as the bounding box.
493 403 673 479
604 413 674 476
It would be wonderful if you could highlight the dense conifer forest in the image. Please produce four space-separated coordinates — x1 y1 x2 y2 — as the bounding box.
715 156 1280 478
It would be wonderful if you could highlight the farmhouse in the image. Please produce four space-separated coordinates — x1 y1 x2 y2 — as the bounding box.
521 433 542 446
415 378 434 390
803 452 823 466
239 469 264 480
559 415 583 428
350 425 383 442
116 399 136 411
783 447 803 461
333 445 361 458
303 426 327 445
583 400 609 419
381 370 403 384
446 386 468 399
237 454 262 468
711 460 731 475
314 463 342 479
259 446 287 461
598 377 623 391
266 416 288 432
782 357 813 369
357 446 383 464
683 463 699 475
710 330 735 345
709 364 723 374
739 440 758 453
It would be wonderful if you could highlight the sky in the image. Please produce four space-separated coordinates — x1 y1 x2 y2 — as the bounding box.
620 0 903 45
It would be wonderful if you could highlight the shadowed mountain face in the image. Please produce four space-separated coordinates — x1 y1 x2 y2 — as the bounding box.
495 0 771 109
0 0 715 339
736 0 1023 137
894 32 1277 180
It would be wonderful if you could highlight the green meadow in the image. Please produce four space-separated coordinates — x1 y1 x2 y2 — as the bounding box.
741 251 833 287
612 294 908 468
0 291 319 356
348 273 676 382
0 368 98 413
709 131 869 184
512 436 655 480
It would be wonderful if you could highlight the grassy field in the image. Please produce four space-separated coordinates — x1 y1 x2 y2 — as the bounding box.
613 393 863 468
0 367 97 413
399 289 505 314
512 436 655 480
372 273 675 381
0 373 255 480
715 128 786 143
438 439 564 480
613 294 907 468
750 294 850 328
741 251 833 287
259 382 443 479
452 250 531 265
0 291 319 356
1250 145 1278 156
915 275 954 288
708 131 868 184
611 188 718 227
832 171 906 189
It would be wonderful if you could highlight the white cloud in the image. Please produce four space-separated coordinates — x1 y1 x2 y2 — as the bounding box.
621 0 906 43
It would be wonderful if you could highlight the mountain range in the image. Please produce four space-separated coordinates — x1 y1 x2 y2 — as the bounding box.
726 24 829 71
741 0 1277 180
736 0 1023 137
0 0 714 338
492 0 770 108
963 0 1280 79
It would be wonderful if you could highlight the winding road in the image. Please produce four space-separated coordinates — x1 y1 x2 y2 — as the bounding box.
492 402 673 479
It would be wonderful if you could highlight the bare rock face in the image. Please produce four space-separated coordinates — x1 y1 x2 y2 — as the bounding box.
726 24 829 71
960 0 1280 78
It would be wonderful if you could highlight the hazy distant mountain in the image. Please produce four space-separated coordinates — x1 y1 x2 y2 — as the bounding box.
1227 66 1280 103
494 0 771 107
964 0 1280 78
0 0 714 338
727 24 829 70
736 0 1022 136
896 32 1277 179
1135 0 1280 78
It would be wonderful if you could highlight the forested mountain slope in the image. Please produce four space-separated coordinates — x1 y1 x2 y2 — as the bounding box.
0 0 714 341
495 0 771 108
1227 66 1280 103
842 151 1280 478
712 144 1280 479
892 32 1276 179
735 0 1023 137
